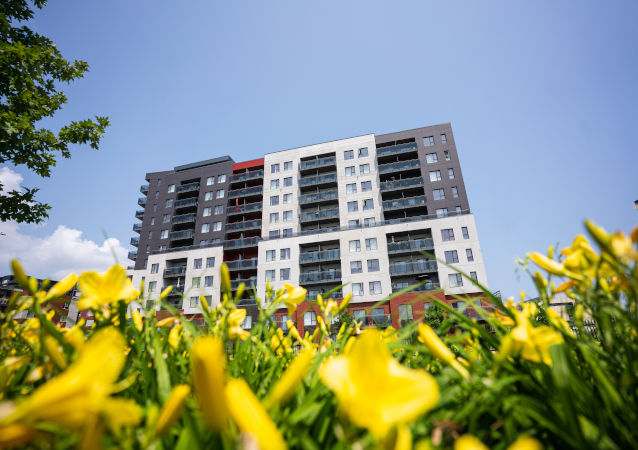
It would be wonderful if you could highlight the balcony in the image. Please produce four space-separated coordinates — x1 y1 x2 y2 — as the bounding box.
130 237 139 247
299 190 338 205
298 172 338 190
389 261 438 276
174 198 197 210
383 195 427 211
231 277 257 291
230 170 264 184
378 159 421 175
140 185 149 194
387 238 434 254
391 282 441 293
164 266 187 277
138 197 146 206
226 258 258 271
128 251 137 261
176 182 200 194
223 237 260 250
227 202 263 216
299 156 337 172
172 213 196 225
299 208 339 223
228 186 263 199
133 223 142 233
361 314 393 328
170 229 195 241
225 220 262 233
376 142 418 158
299 270 342 285
162 284 185 295
380 177 424 193
307 290 343 300
299 249 340 264
135 210 144 220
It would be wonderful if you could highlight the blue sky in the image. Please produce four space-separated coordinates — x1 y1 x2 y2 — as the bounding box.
1 0 637 295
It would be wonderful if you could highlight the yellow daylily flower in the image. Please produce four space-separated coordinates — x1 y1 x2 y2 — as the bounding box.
228 308 250 341
506 435 543 450
263 349 314 409
155 385 191 437
454 434 489 450
157 316 177 328
281 284 307 316
132 310 143 331
10 260 29 291
220 263 231 293
531 252 566 276
191 336 227 431
507 313 564 366
554 279 578 293
63 320 86 350
338 292 352 313
101 397 143 435
547 308 573 335
520 302 537 319
77 265 139 309
610 231 638 262
493 310 515 327
0 423 38 448
43 336 67 370
270 328 292 356
41 273 78 303
321 330 439 439
168 324 183 349
418 325 469 379
325 299 339 316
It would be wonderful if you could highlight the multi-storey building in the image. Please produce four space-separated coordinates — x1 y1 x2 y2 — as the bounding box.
129 123 490 333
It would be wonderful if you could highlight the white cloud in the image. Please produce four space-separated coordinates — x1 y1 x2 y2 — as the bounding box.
0 166 24 193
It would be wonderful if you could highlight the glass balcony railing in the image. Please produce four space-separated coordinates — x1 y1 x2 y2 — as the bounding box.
162 284 185 295
133 223 142 232
298 172 337 188
127 251 137 261
135 210 144 219
387 238 434 254
389 261 438 275
299 156 337 171
176 182 199 194
138 197 146 205
172 213 196 224
227 202 262 215
299 226 341 237
380 177 424 192
228 186 263 199
361 314 393 327
164 266 187 277
307 290 343 300
231 277 257 290
170 229 195 241
299 190 338 205
299 249 340 264
376 142 418 158
225 220 262 232
230 170 264 183
299 270 342 284
378 159 420 175
174 198 197 209
130 237 139 246
383 195 427 211
140 184 149 193
299 208 339 223
391 282 441 293
223 237 260 250
226 258 258 271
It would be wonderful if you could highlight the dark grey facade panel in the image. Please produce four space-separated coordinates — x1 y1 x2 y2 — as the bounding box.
174 156 234 172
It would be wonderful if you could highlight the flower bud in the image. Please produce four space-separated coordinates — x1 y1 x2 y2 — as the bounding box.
155 385 191 437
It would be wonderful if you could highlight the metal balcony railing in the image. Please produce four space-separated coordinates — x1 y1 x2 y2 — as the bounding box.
382 195 427 211
389 261 438 275
135 210 144 219
299 190 338 205
299 249 340 264
299 208 339 223
130 237 139 247
378 159 420 175
138 197 146 206
299 156 337 171
299 270 342 284
174 198 197 209
226 258 258 271
307 290 343 300
362 314 393 327
225 220 262 232
230 170 264 183
164 266 187 277
298 172 337 188
387 238 434 254
228 186 263 199
162 285 185 294
380 177 424 192
176 182 199 194
376 142 419 158
391 282 440 293
133 223 142 233
227 202 262 216
140 184 149 193
223 237 260 250
127 251 137 261
172 213 196 225
231 277 257 290
170 230 195 241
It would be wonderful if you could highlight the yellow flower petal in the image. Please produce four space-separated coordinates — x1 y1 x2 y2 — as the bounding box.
264 349 314 409
192 336 227 431
506 435 544 450
454 434 490 450
155 385 191 437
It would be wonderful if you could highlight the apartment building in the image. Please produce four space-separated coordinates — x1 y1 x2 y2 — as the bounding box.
129 123 489 331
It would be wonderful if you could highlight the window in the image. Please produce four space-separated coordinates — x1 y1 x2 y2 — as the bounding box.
445 250 459 264
153 204 157 212
442 229 455 241
214 205 223 215
441 134 447 144
347 201 358 212
270 196 279 206
369 281 382 294
466 249 474 262
304 311 316 326
165 199 173 207
271 179 279 189
367 259 380 272
344 150 354 160
424 136 434 146
201 223 210 233
200 240 208 246
269 230 280 239
358 147 368 157
366 238 378 250
448 168 455 179
283 211 292 221
190 296 199 307
157 179 162 186
353 310 366 321
216 189 224 199
281 314 289 330
60 315 67 323
194 258 202 269
282 228 292 237
399 304 413 320
345 166 355 177
444 150 451 161
192 277 200 288
281 248 290 260
265 270 275 282
456 206 462 213
284 161 293 171
271 164 280 173
146 245 151 253
364 217 376 227
205 192 213 201
423 302 432 310
266 250 276 262
361 181 372 192
462 227 470 239
203 207 211 217
218 175 226 183
449 274 463 287
201 276 212 288
452 187 458 198
426 153 438 164
349 240 361 252
150 217 155 225
163 214 170 223
144 259 148 269
270 213 279 223
211 238 220 244
359 164 370 174
429 170 442 182
206 257 215 268
213 222 221 232
207 176 214 185
63 302 70 309
351 261 362 274
242 315 253 330
283 177 292 187
353 283 364 296
346 183 357 194
349 219 360 229
470 272 478 281
155 191 159 199
148 281 156 292
280 269 290 281
168 184 175 193
160 230 168 239
436 208 448 218
159 245 166 251
283 193 293 204
151 263 159 274
433 189 445 200
363 199 374 210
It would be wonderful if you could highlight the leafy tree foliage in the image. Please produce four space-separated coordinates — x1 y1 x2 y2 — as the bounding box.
423 304 445 329
0 0 110 223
